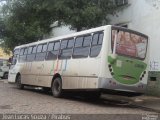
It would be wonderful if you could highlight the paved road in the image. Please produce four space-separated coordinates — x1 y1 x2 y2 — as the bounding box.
0 80 157 115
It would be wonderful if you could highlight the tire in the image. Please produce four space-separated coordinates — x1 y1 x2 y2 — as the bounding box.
51 77 63 98
16 75 24 89
3 72 8 79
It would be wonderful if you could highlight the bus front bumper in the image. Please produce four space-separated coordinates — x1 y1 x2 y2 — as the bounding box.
8 73 16 83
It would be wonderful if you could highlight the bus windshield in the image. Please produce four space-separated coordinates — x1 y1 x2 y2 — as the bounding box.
12 49 19 65
112 29 148 59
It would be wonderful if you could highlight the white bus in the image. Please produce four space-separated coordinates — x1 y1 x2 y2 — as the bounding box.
8 25 149 98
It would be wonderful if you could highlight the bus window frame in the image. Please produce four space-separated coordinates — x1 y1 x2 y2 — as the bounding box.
35 43 48 61
111 26 148 60
26 45 37 62
72 34 92 59
90 31 104 58
46 40 60 60
59 37 75 59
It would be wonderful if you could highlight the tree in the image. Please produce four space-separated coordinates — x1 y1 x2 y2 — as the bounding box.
0 0 127 52
1 0 56 52
54 0 126 31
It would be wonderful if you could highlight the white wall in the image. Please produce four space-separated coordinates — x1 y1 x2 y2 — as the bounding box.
51 25 76 37
51 0 160 71
110 0 160 71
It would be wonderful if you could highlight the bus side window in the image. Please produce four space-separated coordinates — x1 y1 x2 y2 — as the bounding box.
73 35 91 58
28 46 33 54
46 41 60 60
59 38 74 59
35 43 47 61
27 45 36 62
90 32 104 57
19 48 27 63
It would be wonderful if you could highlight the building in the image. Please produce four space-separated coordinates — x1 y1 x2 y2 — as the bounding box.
110 0 160 71
109 0 160 96
51 0 160 96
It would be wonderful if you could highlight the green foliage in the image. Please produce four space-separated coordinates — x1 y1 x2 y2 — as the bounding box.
0 0 127 52
54 0 124 31
1 0 56 51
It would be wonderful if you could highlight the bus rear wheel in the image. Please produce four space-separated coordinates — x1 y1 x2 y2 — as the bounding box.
51 77 63 98
16 75 24 89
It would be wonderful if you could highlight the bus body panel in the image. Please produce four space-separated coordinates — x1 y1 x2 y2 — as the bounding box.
61 57 101 89
8 25 149 95
98 26 149 94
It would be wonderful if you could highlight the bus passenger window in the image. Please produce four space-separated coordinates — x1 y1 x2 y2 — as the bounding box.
42 44 47 52
48 42 54 51
92 34 99 45
59 38 74 59
27 46 36 62
35 43 47 61
46 41 60 60
73 35 91 58
75 37 83 47
24 48 28 55
28 47 32 54
90 32 104 57
61 40 68 49
37 45 42 53
32 46 37 53
54 42 60 50
83 35 91 47
68 39 74 48
20 48 24 55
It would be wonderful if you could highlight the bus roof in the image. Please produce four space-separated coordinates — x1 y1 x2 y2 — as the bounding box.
14 25 110 49
14 25 148 50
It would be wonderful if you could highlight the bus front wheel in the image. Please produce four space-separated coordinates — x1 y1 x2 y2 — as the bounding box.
16 75 24 89
51 77 63 98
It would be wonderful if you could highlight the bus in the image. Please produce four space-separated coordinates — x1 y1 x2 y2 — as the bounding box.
8 25 149 98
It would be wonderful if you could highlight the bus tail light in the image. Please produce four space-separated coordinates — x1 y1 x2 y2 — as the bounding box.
108 64 114 75
140 71 146 80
